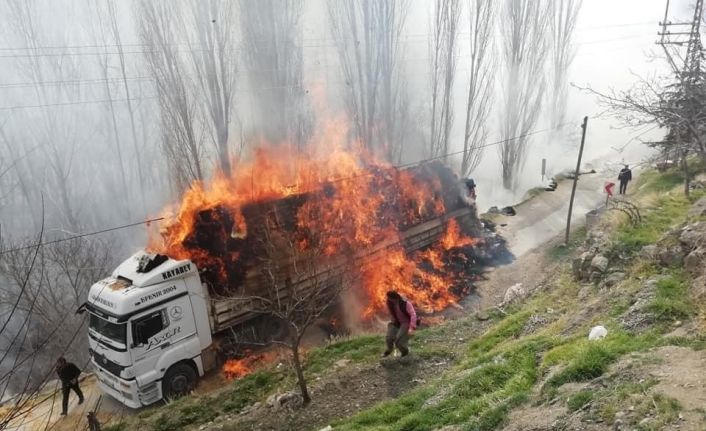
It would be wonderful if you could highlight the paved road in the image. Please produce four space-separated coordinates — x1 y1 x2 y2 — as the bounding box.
496 171 608 257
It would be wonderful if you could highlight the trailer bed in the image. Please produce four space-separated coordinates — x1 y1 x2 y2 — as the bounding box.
209 207 475 332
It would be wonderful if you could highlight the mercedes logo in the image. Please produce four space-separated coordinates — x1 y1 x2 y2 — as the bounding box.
170 305 183 321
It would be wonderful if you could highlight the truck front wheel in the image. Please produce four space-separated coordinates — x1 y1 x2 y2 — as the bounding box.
162 362 197 400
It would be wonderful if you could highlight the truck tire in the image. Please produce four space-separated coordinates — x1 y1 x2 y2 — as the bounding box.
264 317 289 343
162 362 197 400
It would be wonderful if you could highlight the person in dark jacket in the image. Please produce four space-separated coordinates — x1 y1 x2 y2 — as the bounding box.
382 290 417 358
56 357 84 416
618 165 632 194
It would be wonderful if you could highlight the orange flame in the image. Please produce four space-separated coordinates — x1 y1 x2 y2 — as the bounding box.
149 119 477 319
441 219 475 250
222 358 251 380
222 350 279 380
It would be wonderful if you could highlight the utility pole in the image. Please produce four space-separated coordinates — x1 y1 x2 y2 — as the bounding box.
564 116 588 245
657 0 703 194
657 0 704 80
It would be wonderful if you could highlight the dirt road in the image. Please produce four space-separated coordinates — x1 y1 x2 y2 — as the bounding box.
2 375 128 431
495 171 608 257
463 166 620 312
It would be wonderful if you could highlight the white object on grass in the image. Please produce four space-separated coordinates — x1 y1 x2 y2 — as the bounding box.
588 325 608 340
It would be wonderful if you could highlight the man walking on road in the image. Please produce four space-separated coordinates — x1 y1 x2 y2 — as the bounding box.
382 290 417 358
618 164 632 194
56 357 84 416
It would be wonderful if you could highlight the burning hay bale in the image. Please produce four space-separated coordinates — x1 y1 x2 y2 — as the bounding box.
149 143 507 320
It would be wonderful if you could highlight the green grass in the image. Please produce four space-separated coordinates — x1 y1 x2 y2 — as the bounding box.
611 161 706 256
333 387 436 431
546 226 587 260
611 194 693 256
153 403 218 431
567 390 593 411
464 311 532 360
635 157 706 195
220 370 282 413
638 170 685 193
305 334 382 374
543 331 659 390
647 270 695 323
335 339 541 431
106 369 283 431
150 371 283 430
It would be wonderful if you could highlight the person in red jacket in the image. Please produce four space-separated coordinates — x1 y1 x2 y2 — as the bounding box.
55 357 84 416
382 290 417 357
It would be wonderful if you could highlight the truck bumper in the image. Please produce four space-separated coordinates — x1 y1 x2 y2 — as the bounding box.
93 362 142 409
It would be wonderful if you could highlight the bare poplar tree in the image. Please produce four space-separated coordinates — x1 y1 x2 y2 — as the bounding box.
185 0 237 175
103 0 148 211
429 0 461 159
138 1 205 192
498 0 550 190
328 0 411 160
4 0 83 230
461 0 495 176
89 2 131 220
138 0 238 190
548 0 582 130
240 0 310 147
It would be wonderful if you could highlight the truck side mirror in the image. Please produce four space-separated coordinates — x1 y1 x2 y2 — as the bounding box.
75 302 87 315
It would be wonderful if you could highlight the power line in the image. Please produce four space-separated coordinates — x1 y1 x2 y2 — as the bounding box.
0 96 156 111
0 32 654 60
0 33 652 101
577 21 656 30
0 21 655 52
0 75 152 90
0 217 164 256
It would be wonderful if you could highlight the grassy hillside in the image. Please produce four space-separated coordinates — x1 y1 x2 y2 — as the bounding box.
105 163 706 431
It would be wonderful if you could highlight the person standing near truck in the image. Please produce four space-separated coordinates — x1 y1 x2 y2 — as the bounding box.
382 290 417 357
55 357 84 416
459 178 477 206
618 165 632 194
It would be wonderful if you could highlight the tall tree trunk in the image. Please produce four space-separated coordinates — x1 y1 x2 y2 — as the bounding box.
498 0 550 191
291 337 310 405
107 0 147 212
462 0 494 177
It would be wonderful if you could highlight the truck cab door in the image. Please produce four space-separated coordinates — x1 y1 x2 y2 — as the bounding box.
129 293 198 386
129 307 171 383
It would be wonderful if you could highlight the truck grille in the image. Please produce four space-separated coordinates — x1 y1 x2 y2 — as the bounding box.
92 351 126 378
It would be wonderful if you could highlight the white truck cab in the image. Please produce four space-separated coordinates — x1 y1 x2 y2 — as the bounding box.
80 251 214 408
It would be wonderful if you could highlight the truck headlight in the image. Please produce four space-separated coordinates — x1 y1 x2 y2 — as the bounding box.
122 366 135 379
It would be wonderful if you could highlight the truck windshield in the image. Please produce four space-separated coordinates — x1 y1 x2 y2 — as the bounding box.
89 314 126 347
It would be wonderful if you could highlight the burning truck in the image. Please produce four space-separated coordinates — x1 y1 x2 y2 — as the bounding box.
79 141 504 408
